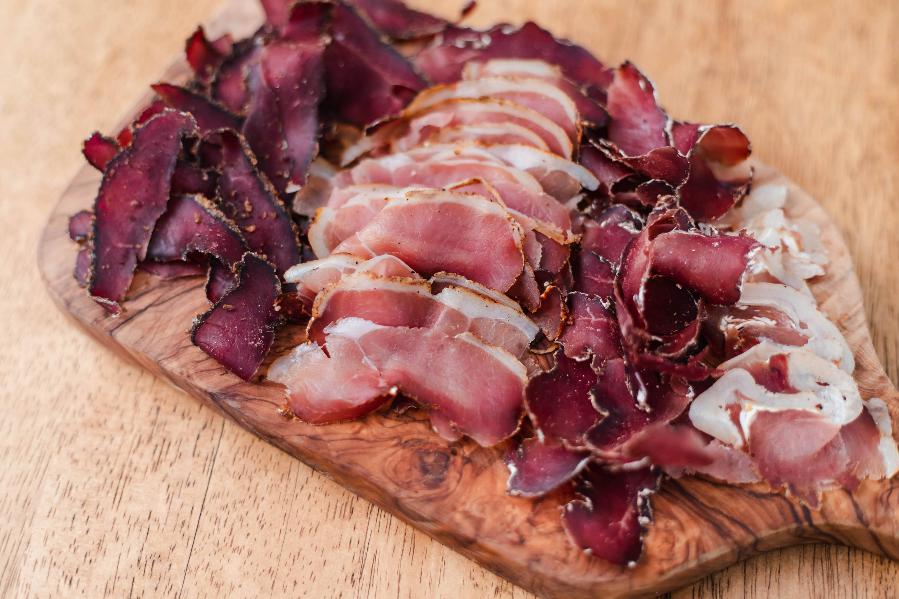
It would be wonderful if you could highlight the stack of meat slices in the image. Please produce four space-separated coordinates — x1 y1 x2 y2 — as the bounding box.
69 0 899 567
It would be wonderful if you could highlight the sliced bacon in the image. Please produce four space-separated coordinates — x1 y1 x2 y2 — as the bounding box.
404 77 579 141
269 317 527 446
563 465 659 566
506 437 590 497
307 272 539 357
89 110 198 312
191 253 282 380
332 189 525 292
462 59 608 127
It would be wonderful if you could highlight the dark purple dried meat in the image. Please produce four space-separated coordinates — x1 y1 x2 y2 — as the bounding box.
562 465 659 565
505 437 589 497
146 194 247 268
89 110 198 312
207 130 302 276
191 253 283 380
605 62 669 158
152 83 242 135
525 352 602 447
677 125 752 221
68 210 93 242
212 31 267 114
116 100 167 147
243 39 325 195
171 162 218 196
559 292 620 362
185 26 233 85
347 0 448 40
415 22 612 100
205 259 239 303
324 2 426 127
82 132 119 171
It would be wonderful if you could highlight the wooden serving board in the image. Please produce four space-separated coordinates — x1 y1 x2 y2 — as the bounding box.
36 3 899 598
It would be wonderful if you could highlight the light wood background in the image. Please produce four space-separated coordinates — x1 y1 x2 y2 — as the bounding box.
2 0 898 597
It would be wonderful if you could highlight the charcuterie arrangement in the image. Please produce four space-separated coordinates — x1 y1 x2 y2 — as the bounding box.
66 0 898 567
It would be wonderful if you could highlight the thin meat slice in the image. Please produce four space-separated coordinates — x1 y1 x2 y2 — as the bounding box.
479 144 598 201
185 26 232 85
525 352 603 447
191 253 282 380
604 62 668 158
506 437 590 497
559 293 621 362
345 0 449 40
563 465 659 566
89 110 198 312
306 271 539 357
269 317 527 446
404 77 580 141
677 125 752 222
152 83 241 134
82 132 119 171
332 189 525 292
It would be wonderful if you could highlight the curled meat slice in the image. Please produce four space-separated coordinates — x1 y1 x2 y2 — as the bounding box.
269 318 527 446
506 437 590 497
404 77 579 141
284 254 417 309
330 189 526 292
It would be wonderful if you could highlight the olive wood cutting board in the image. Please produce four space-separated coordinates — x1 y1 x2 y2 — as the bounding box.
36 3 899 598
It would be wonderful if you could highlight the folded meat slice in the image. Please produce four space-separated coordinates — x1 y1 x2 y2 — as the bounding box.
284 254 418 309
462 59 607 128
332 189 526 292
306 271 539 357
269 318 527 446
404 78 580 143
478 144 598 201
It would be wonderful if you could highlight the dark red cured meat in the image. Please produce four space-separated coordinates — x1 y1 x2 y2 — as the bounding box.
208 130 302 276
579 143 633 189
677 125 752 221
505 437 590 497
618 146 688 185
281 1 332 42
347 0 448 40
140 260 207 280
205 259 239 303
212 31 267 115
670 121 701 155
525 352 602 447
185 26 233 85
82 132 119 171
146 194 247 268
243 39 325 195
324 2 426 127
152 83 242 134
531 285 566 340
89 110 198 312
191 253 283 380
116 100 167 147
563 465 659 565
559 292 621 362
605 62 669 158
651 230 757 305
574 250 615 297
580 204 642 265
171 162 218 196
415 22 613 100
68 210 93 242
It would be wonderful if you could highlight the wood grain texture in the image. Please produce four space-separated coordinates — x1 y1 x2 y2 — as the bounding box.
4 0 899 597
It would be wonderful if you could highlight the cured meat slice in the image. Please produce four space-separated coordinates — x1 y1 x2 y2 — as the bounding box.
562 465 659 566
346 0 448 40
559 293 620 362
207 130 302 276
404 77 579 141
242 39 325 195
323 2 426 126
68 210 93 243
82 132 119 171
284 253 418 309
191 253 282 380
269 317 527 446
185 26 232 85
525 352 602 447
89 110 198 312
604 62 668 158
350 98 574 160
211 30 267 114
146 194 247 269
462 59 608 127
306 272 539 357
414 22 612 100
478 144 598 201
677 125 752 221
152 83 241 134
331 189 526 292
506 437 590 497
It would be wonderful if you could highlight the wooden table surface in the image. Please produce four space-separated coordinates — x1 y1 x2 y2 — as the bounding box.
2 0 897 597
